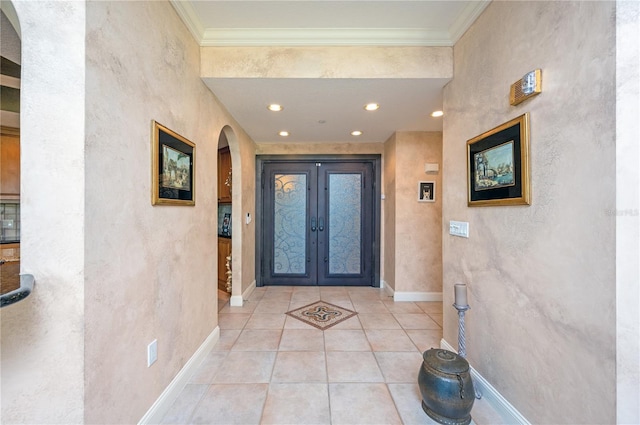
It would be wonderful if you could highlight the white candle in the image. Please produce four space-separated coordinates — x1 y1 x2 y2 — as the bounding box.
454 284 468 306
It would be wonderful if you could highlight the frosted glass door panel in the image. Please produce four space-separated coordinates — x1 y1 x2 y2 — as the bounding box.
260 159 375 286
273 173 307 275
328 173 362 274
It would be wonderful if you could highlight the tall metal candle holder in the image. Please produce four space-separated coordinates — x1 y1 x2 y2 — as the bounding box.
453 302 482 400
453 303 470 358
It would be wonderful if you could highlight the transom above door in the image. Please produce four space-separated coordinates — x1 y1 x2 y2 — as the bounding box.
257 156 380 287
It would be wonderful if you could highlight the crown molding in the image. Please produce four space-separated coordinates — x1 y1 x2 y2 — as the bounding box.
169 0 205 44
200 28 454 47
448 0 491 43
171 0 491 47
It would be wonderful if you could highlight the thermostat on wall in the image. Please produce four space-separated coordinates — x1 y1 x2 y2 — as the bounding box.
424 163 439 173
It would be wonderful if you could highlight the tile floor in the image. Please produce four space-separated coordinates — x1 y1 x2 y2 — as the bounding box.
162 286 506 425
218 290 231 312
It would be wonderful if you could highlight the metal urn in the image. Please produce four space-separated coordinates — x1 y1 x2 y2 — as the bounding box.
417 348 475 425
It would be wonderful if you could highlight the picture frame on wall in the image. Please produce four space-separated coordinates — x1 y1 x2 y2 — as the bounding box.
151 120 195 206
467 113 531 207
418 181 436 202
221 213 231 236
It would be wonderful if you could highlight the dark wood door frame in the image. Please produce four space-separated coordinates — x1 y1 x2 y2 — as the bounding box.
255 154 381 287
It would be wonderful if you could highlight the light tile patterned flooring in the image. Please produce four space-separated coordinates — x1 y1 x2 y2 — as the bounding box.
162 286 506 425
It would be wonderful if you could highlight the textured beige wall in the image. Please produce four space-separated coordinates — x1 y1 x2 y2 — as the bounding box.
394 132 442 294
226 127 257 299
84 2 254 422
442 1 616 423
383 134 397 290
256 142 384 156
1 2 86 423
202 46 452 79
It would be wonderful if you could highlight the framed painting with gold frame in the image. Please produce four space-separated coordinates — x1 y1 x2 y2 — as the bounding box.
467 113 530 207
151 121 195 206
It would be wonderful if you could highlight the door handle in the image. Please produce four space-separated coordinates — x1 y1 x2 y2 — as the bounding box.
318 217 324 232
311 217 317 232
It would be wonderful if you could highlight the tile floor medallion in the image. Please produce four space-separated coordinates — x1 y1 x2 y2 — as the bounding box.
285 300 358 330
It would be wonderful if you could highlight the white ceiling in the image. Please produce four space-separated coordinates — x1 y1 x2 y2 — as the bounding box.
171 0 490 143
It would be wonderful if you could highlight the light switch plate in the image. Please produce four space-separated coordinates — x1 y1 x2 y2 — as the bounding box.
147 339 158 367
449 221 469 238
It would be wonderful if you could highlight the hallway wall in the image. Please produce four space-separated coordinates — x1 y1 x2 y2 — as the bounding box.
83 2 256 422
1 2 86 422
383 135 397 290
442 1 616 422
383 132 443 296
255 142 384 156
392 132 442 296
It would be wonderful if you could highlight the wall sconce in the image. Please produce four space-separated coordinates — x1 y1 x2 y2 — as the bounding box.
510 69 542 106
425 163 439 173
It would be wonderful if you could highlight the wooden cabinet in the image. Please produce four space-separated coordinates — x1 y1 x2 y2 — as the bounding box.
1 128 20 199
217 147 232 291
218 147 232 203
218 237 231 292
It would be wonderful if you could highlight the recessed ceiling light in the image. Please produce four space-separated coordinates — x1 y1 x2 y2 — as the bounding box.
431 110 444 117
279 131 289 137
268 104 283 112
351 130 363 136
364 103 380 111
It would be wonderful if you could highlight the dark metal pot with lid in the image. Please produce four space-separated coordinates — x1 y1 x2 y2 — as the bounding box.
417 348 475 425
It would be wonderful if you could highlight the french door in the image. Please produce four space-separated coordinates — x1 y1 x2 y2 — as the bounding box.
259 158 378 286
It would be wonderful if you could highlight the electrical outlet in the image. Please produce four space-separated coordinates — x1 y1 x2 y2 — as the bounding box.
147 339 158 367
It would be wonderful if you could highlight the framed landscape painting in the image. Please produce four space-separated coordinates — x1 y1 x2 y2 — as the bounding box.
467 113 531 207
151 121 195 206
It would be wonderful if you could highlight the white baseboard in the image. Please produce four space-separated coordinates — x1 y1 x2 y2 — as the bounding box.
244 280 256 299
138 327 220 424
381 280 394 297
380 283 442 302
440 339 530 425
394 291 442 302
230 279 257 306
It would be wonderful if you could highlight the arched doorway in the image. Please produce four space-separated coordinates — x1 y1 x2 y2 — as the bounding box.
216 130 232 309
217 125 243 306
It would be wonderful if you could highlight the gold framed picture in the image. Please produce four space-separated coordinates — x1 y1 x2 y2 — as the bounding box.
151 121 195 206
467 113 531 207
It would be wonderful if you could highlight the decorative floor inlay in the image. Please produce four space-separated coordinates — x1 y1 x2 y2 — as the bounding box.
285 301 358 330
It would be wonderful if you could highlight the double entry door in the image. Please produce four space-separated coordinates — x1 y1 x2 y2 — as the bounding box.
259 158 378 286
